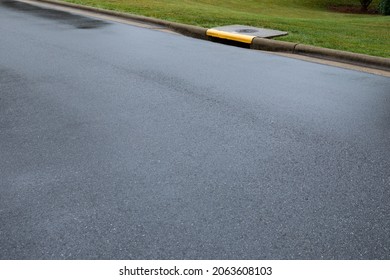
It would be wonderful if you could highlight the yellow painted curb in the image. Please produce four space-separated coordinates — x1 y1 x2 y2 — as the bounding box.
206 29 255 44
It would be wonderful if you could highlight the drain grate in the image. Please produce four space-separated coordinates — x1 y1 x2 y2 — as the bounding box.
236 29 258 33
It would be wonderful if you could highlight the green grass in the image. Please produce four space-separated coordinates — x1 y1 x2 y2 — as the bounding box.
64 0 390 57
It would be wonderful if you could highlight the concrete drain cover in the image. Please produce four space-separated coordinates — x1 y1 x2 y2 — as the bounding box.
210 25 288 38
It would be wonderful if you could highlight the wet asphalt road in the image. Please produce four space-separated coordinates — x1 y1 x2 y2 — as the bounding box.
1 0 390 260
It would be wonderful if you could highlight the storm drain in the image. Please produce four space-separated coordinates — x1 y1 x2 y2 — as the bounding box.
206 25 288 45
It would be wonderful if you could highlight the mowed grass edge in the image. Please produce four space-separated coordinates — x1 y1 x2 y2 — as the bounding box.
64 0 389 58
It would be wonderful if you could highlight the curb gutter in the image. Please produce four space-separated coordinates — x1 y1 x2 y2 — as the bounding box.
252 38 390 71
32 0 390 72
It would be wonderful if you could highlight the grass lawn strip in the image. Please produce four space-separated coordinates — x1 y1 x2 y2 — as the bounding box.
63 0 389 58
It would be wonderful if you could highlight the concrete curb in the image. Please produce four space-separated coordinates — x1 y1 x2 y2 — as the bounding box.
251 38 298 53
32 0 208 40
251 38 390 71
293 44 390 71
168 22 208 40
31 0 390 71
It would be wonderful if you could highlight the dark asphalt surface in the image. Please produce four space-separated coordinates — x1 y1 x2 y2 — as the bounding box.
1 0 390 260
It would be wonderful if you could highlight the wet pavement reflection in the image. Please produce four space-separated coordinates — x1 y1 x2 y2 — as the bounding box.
0 0 110 29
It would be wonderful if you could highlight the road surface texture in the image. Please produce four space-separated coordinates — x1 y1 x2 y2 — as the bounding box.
1 0 389 259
